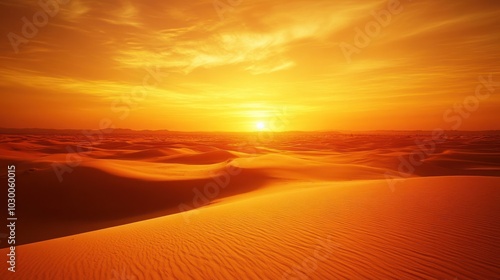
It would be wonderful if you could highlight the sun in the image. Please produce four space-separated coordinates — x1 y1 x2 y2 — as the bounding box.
255 121 266 131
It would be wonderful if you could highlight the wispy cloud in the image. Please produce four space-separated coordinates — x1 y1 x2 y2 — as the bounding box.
0 0 499 130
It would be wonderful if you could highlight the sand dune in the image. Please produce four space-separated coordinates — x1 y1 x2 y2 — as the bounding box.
0 132 499 279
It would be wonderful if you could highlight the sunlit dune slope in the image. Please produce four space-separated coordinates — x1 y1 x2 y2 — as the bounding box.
1 176 499 279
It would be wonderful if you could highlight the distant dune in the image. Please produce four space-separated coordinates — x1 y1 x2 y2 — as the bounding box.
0 132 499 279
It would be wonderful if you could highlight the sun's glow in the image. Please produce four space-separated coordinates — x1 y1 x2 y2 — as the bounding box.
255 121 266 131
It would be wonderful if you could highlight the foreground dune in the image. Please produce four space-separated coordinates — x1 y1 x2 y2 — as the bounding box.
0 132 499 279
1 176 499 279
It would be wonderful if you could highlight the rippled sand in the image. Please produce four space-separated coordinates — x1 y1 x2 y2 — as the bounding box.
0 132 499 279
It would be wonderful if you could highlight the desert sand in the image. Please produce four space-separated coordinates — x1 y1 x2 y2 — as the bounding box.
0 131 499 279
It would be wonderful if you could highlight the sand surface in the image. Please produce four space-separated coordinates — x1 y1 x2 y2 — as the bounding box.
0 132 499 279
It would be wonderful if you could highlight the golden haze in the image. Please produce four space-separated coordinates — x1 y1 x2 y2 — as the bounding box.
0 0 499 131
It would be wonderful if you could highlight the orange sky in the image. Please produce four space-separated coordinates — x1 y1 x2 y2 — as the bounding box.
1 0 499 131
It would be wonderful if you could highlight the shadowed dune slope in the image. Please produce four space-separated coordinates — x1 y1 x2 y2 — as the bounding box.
2 159 273 246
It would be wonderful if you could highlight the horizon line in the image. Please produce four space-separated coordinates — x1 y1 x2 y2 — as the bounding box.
1 127 500 133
